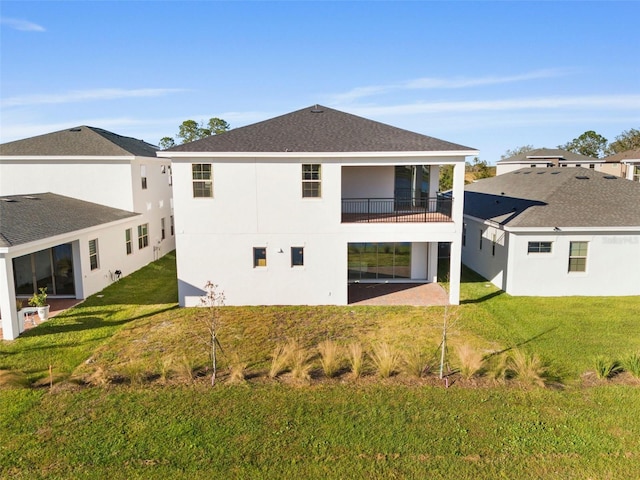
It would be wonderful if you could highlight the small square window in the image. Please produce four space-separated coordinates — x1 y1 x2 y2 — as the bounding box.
291 247 304 267
253 247 267 267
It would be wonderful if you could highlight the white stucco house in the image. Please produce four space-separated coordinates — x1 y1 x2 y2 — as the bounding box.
462 167 640 296
496 148 601 175
601 148 640 182
0 126 175 339
158 105 477 307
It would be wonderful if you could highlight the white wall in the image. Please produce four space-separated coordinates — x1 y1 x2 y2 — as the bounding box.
462 220 640 296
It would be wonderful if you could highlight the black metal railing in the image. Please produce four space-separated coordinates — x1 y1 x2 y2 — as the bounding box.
341 196 453 223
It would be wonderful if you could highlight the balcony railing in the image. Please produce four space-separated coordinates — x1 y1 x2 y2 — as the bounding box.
342 197 453 223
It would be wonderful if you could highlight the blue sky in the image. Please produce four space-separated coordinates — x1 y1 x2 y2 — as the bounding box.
1 1 638 162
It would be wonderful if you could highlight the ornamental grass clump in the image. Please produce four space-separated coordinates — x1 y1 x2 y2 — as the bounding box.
227 354 249 385
455 343 485 380
370 342 400 379
317 340 341 378
403 348 429 378
621 352 640 378
347 342 365 379
290 344 314 383
269 344 290 379
593 356 622 380
508 349 548 387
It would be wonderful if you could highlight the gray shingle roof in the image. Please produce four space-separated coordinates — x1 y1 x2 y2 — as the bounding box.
0 193 139 248
464 168 640 228
497 148 597 164
0 126 158 157
166 105 475 153
603 148 640 163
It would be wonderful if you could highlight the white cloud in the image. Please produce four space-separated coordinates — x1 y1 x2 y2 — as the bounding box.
0 17 45 32
1 88 187 108
330 69 572 103
344 94 640 117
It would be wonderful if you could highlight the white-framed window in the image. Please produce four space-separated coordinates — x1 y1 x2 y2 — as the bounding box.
479 229 483 250
253 247 267 267
170 215 174 236
302 164 321 198
568 241 588 272
634 165 640 182
528 241 552 253
125 228 133 255
89 239 99 270
193 164 213 197
141 165 148 189
138 223 149 249
291 247 304 267
161 218 166 240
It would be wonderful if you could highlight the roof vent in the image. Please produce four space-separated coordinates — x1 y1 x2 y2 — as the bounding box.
310 105 323 113
23 195 39 200
603 175 617 180
537 171 545 174
551 171 560 175
575 175 589 180
70 128 82 132
523 171 531 174
1 198 16 202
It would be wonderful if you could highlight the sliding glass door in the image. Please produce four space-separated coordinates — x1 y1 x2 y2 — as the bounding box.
348 243 411 281
13 244 75 296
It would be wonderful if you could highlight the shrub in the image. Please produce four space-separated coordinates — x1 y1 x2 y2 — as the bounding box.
403 348 429 378
318 340 341 378
621 352 640 378
370 343 400 379
455 344 484 379
507 350 547 387
227 354 248 384
347 342 365 379
594 356 622 379
121 361 146 387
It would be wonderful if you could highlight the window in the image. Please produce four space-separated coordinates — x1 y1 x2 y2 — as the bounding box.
168 165 173 186
138 223 149 249
291 247 304 267
528 241 552 253
161 218 166 240
634 166 640 182
170 215 174 236
253 247 267 267
568 241 588 272
462 224 467 247
141 165 148 189
589 164 595 169
479 229 483 250
193 164 213 197
161 165 166 174
125 228 133 255
492 233 496 256
302 164 321 198
89 239 99 270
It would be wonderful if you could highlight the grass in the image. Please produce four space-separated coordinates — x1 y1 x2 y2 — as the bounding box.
2 255 640 478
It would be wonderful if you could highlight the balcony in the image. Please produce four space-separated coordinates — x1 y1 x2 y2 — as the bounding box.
341 196 453 223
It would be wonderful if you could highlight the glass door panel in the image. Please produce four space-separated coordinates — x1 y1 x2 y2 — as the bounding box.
53 244 75 295
13 255 34 295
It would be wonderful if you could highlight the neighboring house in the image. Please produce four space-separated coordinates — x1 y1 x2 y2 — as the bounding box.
601 148 640 182
496 148 600 175
0 193 142 340
158 105 477 307
0 126 175 339
462 168 640 296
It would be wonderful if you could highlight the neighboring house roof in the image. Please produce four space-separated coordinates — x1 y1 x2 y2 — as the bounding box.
165 105 475 153
0 126 158 157
497 148 598 164
603 148 640 163
464 167 640 228
0 193 138 248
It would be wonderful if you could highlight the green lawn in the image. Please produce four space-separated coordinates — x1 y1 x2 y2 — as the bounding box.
2 252 640 479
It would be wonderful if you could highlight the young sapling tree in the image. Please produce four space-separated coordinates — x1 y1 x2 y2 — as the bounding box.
199 281 225 386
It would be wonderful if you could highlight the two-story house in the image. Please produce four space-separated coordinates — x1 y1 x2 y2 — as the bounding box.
0 126 175 339
158 105 477 307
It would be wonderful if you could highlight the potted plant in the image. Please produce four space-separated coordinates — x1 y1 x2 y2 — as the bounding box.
28 287 50 320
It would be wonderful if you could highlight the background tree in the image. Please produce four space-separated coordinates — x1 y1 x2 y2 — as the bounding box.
500 145 534 160
608 128 640 154
160 117 230 149
559 130 608 158
466 157 494 180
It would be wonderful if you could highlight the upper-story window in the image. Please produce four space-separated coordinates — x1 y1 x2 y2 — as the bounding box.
141 165 148 190
193 164 213 197
302 164 321 198
528 241 552 253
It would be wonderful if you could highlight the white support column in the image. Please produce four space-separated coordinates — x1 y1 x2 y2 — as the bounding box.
0 254 20 340
447 162 466 305
429 165 440 212
427 242 439 283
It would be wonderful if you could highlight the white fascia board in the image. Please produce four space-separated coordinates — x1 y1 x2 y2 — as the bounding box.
463 214 505 229
2 214 140 257
504 225 640 233
0 155 133 162
157 150 479 159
